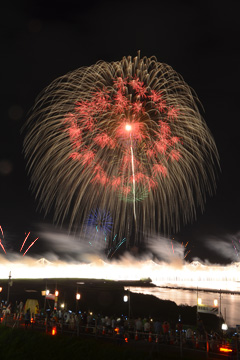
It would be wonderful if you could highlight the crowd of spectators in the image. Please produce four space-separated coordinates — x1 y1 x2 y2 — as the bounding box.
0 300 238 353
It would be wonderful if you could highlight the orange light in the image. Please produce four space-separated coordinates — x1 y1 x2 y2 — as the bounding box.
125 124 132 132
55 290 59 297
51 327 57 336
0 287 2 292
31 318 34 323
219 347 232 353
125 337 128 343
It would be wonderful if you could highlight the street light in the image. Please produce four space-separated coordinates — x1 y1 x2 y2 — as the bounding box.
123 290 131 319
54 290 59 310
76 293 80 313
222 323 228 331
44 289 50 312
214 299 218 307
197 298 202 305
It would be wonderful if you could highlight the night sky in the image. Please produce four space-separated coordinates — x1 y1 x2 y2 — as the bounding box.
1 1 239 263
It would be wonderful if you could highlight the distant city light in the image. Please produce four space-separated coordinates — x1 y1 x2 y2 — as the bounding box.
222 323 228 331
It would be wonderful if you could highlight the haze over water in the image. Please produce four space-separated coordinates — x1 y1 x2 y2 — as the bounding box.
1 229 240 326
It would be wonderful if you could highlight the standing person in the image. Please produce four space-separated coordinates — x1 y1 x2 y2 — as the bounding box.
87 312 93 326
69 314 75 331
154 319 162 336
24 309 31 328
19 301 24 319
176 320 183 344
186 327 194 347
111 317 116 331
13 301 18 319
162 321 170 342
144 319 151 337
135 318 143 338
6 303 11 315
197 318 205 340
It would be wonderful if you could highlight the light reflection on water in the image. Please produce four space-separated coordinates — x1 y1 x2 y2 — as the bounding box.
128 286 240 327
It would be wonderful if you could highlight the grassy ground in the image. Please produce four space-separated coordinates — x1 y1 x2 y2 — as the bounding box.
0 324 221 360
0 325 139 360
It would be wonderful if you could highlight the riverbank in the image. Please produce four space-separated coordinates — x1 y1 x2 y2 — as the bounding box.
0 278 222 333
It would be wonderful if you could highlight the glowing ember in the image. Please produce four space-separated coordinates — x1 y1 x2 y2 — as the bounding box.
20 232 30 252
22 238 39 256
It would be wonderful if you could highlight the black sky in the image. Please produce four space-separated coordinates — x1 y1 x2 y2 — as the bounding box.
1 1 239 263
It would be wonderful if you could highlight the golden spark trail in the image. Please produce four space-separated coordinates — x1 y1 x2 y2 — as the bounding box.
23 52 220 248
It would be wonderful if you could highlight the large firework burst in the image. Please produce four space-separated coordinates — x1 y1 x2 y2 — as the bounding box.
23 52 219 248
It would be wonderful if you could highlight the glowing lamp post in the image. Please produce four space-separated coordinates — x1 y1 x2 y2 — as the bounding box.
76 292 81 313
44 289 50 311
197 298 202 305
213 299 218 307
221 323 228 331
123 289 131 319
54 290 59 310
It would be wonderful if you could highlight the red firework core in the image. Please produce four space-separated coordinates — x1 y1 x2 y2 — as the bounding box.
63 75 182 200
